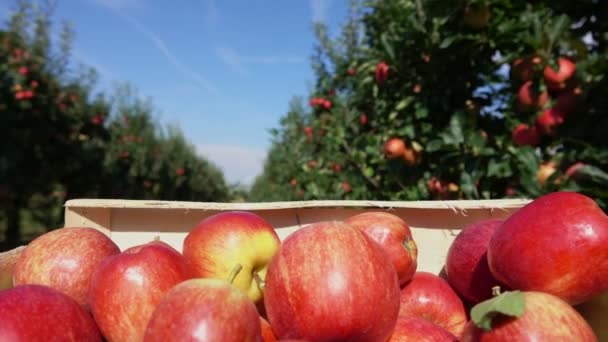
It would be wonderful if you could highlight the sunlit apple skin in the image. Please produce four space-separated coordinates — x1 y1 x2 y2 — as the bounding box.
461 291 597 342
89 240 193 342
13 227 120 309
264 221 400 342
446 219 506 304
0 284 102 341
183 211 281 304
143 279 262 342
488 191 608 305
346 211 418 285
260 317 277 342
398 272 468 337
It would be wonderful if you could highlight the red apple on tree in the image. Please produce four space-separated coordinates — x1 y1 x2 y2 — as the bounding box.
461 290 597 341
375 61 389 84
511 123 540 147
445 219 506 304
398 272 468 337
510 56 542 84
535 108 565 136
536 161 558 186
89 239 193 342
264 221 400 341
389 316 458 342
516 81 548 112
544 57 576 91
143 278 262 342
345 211 418 285
488 191 608 305
0 285 102 341
13 227 120 309
385 137 406 159
183 211 281 304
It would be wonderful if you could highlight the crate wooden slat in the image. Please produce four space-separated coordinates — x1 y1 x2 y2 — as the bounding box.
63 198 530 274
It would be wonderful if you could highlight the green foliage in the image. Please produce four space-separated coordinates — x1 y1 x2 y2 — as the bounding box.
0 2 230 246
250 0 608 209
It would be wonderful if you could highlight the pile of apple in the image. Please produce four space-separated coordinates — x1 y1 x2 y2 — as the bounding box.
0 191 606 341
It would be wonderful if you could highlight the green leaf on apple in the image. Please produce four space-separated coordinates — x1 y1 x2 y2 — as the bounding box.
471 290 525 331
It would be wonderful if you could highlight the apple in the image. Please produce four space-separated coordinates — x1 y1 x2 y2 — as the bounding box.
143 278 262 342
403 142 422 166
536 161 558 186
463 4 491 29
89 239 193 342
555 86 583 114
260 317 277 342
0 284 102 341
13 227 120 309
461 291 597 341
345 211 418 285
566 162 586 180
516 81 549 112
510 56 542 84
0 245 24 290
511 123 540 147
576 292 608 341
384 137 406 159
389 316 457 342
544 57 576 91
535 108 565 136
264 221 400 341
375 61 389 84
488 191 608 305
183 211 281 304
445 219 506 304
398 272 467 337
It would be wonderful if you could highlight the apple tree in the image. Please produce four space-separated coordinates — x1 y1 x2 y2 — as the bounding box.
250 0 608 209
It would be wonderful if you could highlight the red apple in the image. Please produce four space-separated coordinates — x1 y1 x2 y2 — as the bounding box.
510 57 542 84
13 227 120 309
345 211 418 285
389 316 458 342
385 137 406 159
555 86 583 114
143 278 262 342
576 292 608 342
0 246 24 290
89 240 193 342
260 317 277 342
264 221 400 341
511 123 540 147
488 191 608 305
376 61 389 84
445 219 506 304
566 162 586 180
461 291 597 341
398 272 468 337
544 57 576 91
535 108 565 136
516 81 548 112
0 284 102 341
182 211 281 304
463 4 491 29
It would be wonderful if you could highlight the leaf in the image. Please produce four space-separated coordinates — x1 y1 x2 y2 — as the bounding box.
471 291 526 331
381 32 395 61
389 111 398 120
439 36 456 49
426 139 443 152
395 97 413 112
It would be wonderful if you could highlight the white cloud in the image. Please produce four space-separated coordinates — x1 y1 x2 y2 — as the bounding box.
311 0 330 23
215 46 305 75
92 3 218 94
196 144 267 186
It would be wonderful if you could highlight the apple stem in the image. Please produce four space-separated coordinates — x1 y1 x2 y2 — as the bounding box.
492 286 502 297
253 272 266 290
227 264 243 285
153 235 160 241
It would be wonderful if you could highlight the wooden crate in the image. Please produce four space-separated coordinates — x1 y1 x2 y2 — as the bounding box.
62 198 530 274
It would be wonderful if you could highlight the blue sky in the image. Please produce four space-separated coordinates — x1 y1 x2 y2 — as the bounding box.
1 0 349 185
